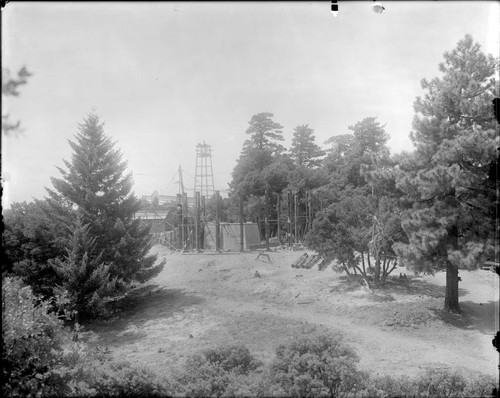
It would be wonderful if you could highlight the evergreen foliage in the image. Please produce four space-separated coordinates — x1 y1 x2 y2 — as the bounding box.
242 112 285 155
2 277 173 397
2 199 73 299
2 277 70 397
231 112 286 197
50 217 118 319
393 35 499 313
322 117 390 195
47 113 164 293
306 119 401 285
290 124 325 168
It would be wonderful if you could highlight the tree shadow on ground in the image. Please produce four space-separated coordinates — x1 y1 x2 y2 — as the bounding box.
430 300 499 334
334 274 468 299
381 276 468 299
83 284 204 346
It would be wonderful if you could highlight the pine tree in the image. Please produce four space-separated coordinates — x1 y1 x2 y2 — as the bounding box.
230 112 285 197
47 113 164 293
241 112 285 155
393 35 499 313
290 124 325 168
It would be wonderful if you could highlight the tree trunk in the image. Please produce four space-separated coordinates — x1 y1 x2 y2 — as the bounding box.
444 260 461 313
381 254 388 282
374 257 381 285
342 263 352 276
361 251 366 274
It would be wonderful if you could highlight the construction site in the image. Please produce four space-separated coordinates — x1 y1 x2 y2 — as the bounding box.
134 142 320 253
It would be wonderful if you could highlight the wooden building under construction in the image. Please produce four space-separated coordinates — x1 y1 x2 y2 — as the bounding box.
204 223 260 251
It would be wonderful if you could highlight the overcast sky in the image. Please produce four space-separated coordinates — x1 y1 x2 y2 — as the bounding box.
2 1 499 208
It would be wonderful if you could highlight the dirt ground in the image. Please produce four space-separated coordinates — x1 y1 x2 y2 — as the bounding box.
85 246 499 381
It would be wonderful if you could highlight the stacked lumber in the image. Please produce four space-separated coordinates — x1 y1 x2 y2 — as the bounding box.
291 253 308 268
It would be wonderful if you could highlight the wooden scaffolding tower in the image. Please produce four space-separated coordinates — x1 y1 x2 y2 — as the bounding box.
194 141 215 198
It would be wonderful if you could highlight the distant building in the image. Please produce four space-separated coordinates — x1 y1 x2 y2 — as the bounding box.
141 191 195 206
134 209 171 233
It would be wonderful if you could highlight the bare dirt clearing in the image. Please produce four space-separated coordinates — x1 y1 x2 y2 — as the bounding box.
86 246 499 380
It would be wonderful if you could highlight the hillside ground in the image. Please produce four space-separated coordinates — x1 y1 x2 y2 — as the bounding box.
85 246 499 381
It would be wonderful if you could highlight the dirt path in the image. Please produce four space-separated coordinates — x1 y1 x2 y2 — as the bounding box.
85 247 499 380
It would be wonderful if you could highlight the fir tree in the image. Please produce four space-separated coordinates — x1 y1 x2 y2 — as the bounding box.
393 35 499 313
50 217 118 319
47 113 164 293
2 199 73 299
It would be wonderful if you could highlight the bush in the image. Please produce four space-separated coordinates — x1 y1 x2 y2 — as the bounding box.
363 368 498 398
78 360 172 397
269 333 364 398
172 344 263 397
2 276 172 397
203 345 262 375
2 276 70 397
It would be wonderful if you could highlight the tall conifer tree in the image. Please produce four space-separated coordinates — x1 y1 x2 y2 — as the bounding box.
290 124 325 168
394 35 499 313
47 113 164 292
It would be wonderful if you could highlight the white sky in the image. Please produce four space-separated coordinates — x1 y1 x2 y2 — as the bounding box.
2 1 499 208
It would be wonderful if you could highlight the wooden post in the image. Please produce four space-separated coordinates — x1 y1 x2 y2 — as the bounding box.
195 191 201 252
239 194 244 252
307 191 313 233
305 191 309 236
294 191 298 244
276 193 281 247
215 190 221 252
265 189 270 251
288 190 292 248
309 193 314 231
183 192 189 250
177 194 183 250
201 195 206 249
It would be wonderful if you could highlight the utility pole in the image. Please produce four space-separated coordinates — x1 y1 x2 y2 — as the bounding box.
178 165 185 196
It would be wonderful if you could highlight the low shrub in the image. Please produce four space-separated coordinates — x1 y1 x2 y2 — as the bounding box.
363 368 498 398
269 332 365 398
172 344 264 397
79 360 172 397
203 345 262 375
2 276 70 397
2 276 172 397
